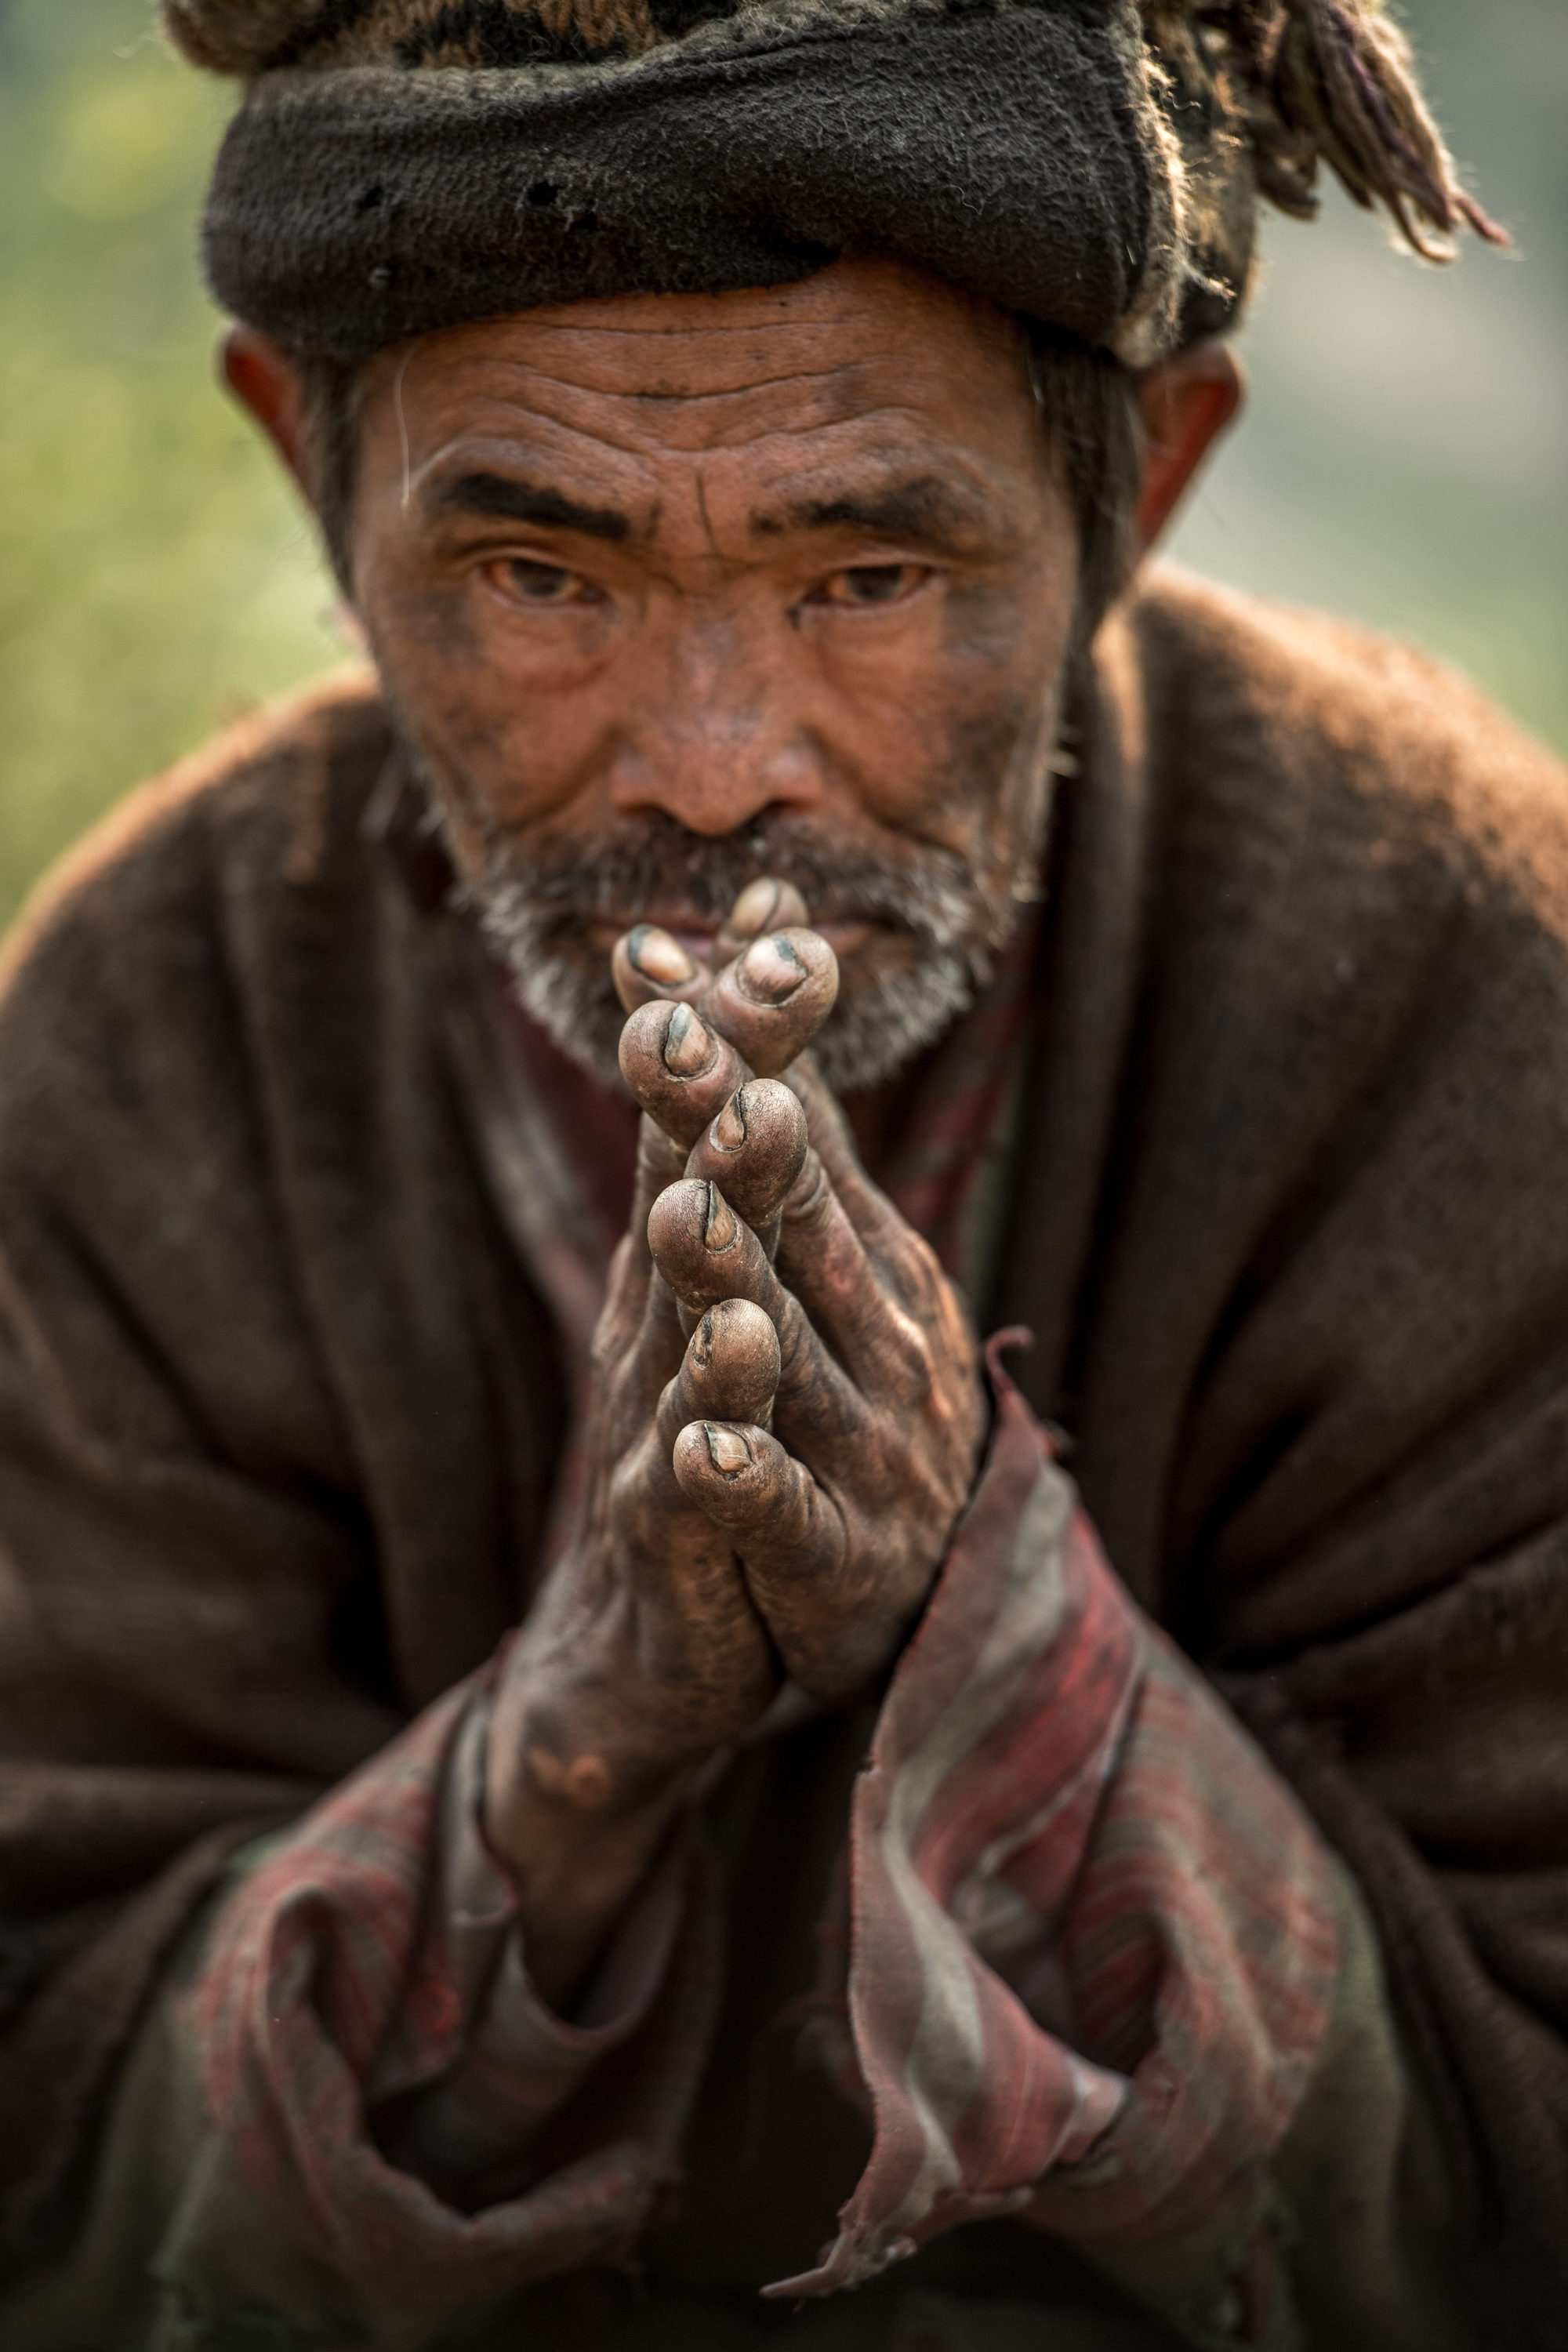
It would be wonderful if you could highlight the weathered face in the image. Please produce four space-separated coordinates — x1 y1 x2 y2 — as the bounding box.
343 258 1080 1087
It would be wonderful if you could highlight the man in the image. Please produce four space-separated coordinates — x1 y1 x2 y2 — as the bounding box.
0 1 1561 2346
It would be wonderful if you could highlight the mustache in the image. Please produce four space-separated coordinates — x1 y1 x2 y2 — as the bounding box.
475 808 997 956
388 695 1056 1088
391 765 1054 1090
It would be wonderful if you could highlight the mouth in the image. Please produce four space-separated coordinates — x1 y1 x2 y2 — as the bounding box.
583 915 876 966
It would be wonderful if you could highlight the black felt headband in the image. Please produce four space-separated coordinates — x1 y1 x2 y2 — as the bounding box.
201 6 1179 364
182 0 1504 366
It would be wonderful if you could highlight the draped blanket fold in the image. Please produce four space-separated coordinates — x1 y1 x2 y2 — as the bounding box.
2 572 1566 2340
188 1344 1337 2318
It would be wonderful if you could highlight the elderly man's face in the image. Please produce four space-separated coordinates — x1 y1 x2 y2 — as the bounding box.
316 263 1082 1083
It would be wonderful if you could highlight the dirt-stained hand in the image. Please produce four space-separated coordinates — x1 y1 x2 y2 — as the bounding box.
617 884 987 1702
485 880 985 2006
488 927 831 1844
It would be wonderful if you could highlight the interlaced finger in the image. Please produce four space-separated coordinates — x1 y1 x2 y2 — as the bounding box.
594 1245 688 1432
671 1421 842 1589
683 1079 808 1236
713 877 811 966
699 929 838 1079
768 1145 925 1391
646 1177 790 1327
783 1054 906 1258
591 1110 681 1351
655 1297 781 1452
646 1178 871 1461
612 924 711 1016
619 1001 752 1151
669 1424 898 1701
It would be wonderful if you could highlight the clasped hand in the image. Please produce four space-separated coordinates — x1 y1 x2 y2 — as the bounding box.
487 883 985 2001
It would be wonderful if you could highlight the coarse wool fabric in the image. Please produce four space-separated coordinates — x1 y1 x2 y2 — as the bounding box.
196 0 1200 366
176 0 1503 372
175 0 1506 375
0 571 1566 2342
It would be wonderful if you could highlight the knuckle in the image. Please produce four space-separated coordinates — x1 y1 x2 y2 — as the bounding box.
782 1152 835 1232
608 1432 665 1512
869 1304 935 1405
774 1323 856 1442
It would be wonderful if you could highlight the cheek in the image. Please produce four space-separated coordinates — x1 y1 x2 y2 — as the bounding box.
394 578 484 670
906 560 1069 724
938 572 1065 677
357 543 485 728
934 695 1049 850
848 597 1063 854
357 557 576 811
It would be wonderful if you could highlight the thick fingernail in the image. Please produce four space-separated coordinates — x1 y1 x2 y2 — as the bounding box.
738 934 807 1005
663 1002 717 1076
704 1423 752 1476
630 924 697 985
728 879 783 940
703 1181 738 1253
692 1310 716 1370
710 1087 748 1154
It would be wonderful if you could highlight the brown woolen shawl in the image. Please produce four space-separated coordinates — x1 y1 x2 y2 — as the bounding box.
0 684 571 2258
0 573 1566 2338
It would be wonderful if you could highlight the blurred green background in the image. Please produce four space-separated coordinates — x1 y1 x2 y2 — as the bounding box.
1 0 1564 931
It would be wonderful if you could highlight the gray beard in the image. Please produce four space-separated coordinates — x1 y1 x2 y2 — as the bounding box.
415 761 1044 1091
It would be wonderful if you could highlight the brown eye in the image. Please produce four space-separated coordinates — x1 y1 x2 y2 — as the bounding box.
812 564 930 608
499 559 602 605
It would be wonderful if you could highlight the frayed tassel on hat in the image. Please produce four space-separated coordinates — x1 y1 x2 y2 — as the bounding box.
1159 0 1508 257
162 0 316 75
164 0 665 72
166 0 1505 272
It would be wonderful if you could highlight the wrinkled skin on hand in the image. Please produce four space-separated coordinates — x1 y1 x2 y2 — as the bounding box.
497 881 986 1776
485 883 985 1998
612 882 986 1715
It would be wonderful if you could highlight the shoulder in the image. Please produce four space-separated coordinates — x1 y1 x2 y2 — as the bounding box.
0 672 395 1210
0 668 391 1010
1119 567 1568 927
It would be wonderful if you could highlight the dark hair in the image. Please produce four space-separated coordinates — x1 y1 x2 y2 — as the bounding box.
292 348 365 597
1023 322 1140 649
292 321 1140 637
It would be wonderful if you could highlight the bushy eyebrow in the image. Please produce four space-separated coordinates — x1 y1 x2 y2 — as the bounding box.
750 474 990 550
435 471 630 542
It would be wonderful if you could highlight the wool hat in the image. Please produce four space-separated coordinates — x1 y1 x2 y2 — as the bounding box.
170 0 1502 368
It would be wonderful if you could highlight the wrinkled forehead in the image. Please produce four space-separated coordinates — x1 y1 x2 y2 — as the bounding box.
357 261 1034 450
343 263 1059 564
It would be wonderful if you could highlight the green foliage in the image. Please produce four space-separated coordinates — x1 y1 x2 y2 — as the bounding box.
0 0 1563 936
1169 0 1568 753
0 0 341 927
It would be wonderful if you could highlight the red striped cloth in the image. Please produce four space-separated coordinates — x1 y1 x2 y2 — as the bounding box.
186 813 1342 2327
768 1343 1339 2299
189 1348 1338 2321
191 1673 720 2313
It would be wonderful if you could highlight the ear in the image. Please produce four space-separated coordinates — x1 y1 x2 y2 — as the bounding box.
1132 341 1244 554
220 325 317 510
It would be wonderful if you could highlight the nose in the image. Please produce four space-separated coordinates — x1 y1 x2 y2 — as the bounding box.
606 600 822 837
